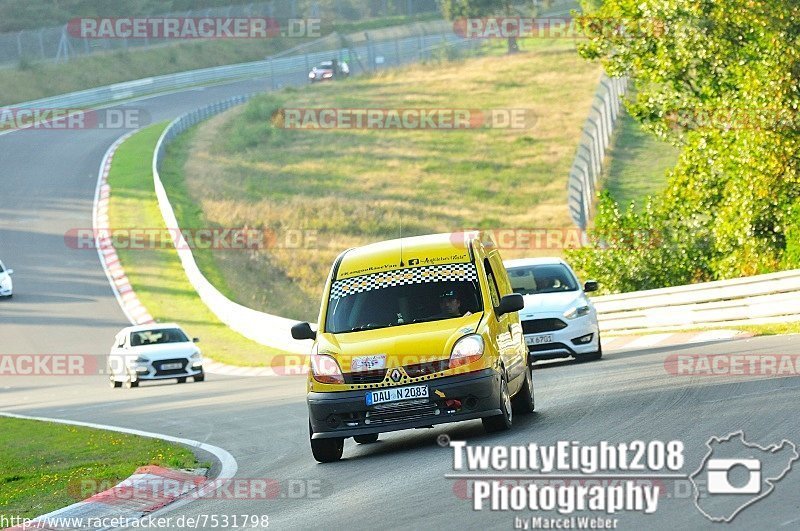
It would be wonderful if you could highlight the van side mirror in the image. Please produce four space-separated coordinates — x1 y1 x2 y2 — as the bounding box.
496 294 524 316
291 322 317 340
6 269 13 275
583 280 599 293
193 337 200 343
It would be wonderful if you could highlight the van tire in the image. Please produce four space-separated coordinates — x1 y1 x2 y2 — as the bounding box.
511 366 535 414
310 422 344 462
483 373 513 433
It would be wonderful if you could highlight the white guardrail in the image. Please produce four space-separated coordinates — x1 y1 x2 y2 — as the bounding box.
594 269 800 333
152 35 479 354
567 74 628 231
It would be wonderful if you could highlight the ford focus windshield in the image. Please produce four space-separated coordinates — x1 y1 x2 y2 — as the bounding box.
507 264 578 295
325 264 482 333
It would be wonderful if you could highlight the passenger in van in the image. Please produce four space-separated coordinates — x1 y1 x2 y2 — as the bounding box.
433 289 472 319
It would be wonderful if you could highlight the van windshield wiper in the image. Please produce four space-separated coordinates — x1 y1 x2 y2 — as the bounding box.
349 323 392 332
411 316 447 324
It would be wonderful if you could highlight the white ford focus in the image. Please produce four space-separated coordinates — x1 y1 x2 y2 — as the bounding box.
504 258 602 363
108 323 204 388
0 260 14 298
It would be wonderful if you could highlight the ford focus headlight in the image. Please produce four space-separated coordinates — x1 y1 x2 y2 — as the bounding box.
563 305 590 319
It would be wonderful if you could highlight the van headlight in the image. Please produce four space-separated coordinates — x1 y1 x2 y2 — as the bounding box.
310 344 344 384
449 334 484 369
563 305 590 319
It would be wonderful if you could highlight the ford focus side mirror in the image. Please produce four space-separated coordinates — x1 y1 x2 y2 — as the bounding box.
496 294 524 316
291 322 317 340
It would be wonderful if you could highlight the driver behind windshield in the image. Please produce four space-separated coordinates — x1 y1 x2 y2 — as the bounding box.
434 290 472 318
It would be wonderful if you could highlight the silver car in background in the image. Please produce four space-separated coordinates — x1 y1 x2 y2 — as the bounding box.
108 323 204 388
504 258 602 363
0 260 14 298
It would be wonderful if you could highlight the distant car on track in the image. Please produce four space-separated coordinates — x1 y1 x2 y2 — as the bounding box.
308 59 350 82
504 258 602 363
108 323 204 388
0 260 14 298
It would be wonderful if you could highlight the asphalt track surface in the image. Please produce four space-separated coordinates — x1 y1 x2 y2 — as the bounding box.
2 73 800 530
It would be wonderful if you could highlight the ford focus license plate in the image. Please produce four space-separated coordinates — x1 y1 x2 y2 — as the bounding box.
526 335 553 345
366 385 428 406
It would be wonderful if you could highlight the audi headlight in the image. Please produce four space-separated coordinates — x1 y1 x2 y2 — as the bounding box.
563 305 590 319
449 334 484 369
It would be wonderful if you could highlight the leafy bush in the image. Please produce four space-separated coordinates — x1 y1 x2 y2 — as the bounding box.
571 0 800 293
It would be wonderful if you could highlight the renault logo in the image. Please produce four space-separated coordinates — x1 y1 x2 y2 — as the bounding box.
390 369 402 382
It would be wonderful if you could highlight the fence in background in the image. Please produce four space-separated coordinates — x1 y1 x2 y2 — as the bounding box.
567 74 629 231
594 269 800 333
8 20 461 108
149 35 479 353
0 0 440 67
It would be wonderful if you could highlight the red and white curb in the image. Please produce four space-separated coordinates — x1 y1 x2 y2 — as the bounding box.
1 412 237 531
93 132 155 326
603 329 752 351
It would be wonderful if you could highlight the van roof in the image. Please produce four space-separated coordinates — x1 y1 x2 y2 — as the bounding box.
336 232 490 279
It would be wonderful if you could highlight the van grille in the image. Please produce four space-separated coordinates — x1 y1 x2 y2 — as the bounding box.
344 369 386 384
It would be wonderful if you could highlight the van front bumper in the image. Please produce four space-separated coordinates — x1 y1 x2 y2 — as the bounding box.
308 368 503 439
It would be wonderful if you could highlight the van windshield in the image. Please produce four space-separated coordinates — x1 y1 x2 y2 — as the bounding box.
325 264 482 333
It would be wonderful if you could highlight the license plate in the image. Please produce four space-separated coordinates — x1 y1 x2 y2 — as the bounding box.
161 362 182 370
526 335 553 346
351 354 386 372
366 385 428 406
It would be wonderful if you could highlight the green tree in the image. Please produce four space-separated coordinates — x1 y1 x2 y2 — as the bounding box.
441 0 520 53
569 0 800 290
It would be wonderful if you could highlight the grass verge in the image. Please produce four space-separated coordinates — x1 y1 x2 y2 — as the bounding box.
601 112 680 209
108 123 289 365
179 39 602 321
0 417 197 519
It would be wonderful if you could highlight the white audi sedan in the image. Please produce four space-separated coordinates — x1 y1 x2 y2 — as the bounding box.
108 323 204 388
0 260 14 298
504 258 602 363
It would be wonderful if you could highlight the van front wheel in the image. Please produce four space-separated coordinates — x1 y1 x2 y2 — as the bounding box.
309 422 344 463
483 373 513 433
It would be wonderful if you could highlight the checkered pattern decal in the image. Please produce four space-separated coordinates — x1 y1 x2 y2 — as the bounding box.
330 264 478 299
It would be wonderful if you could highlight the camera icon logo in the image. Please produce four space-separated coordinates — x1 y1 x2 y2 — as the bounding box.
706 458 761 494
690 431 798 522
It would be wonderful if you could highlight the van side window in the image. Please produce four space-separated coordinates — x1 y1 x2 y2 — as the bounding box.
483 258 501 308
488 251 512 296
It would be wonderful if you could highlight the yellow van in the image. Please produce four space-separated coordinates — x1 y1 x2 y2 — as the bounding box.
292 232 534 462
